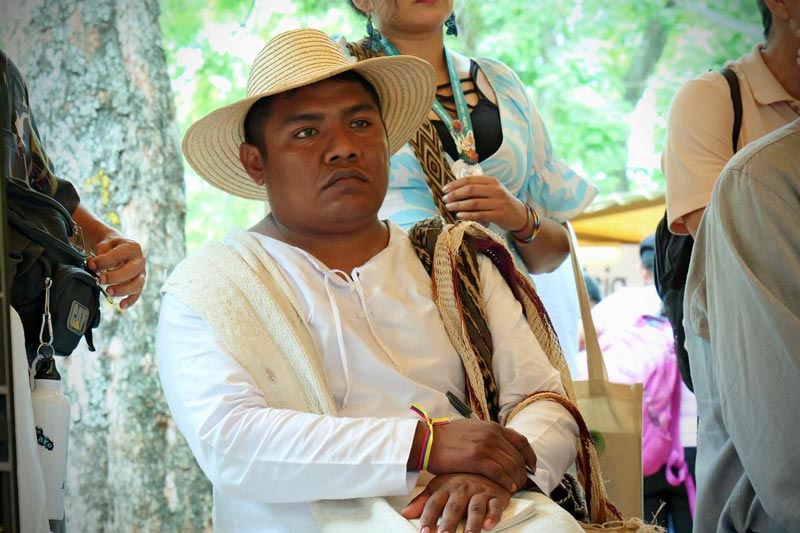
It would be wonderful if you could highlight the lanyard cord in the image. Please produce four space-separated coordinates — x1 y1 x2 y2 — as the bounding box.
379 39 478 164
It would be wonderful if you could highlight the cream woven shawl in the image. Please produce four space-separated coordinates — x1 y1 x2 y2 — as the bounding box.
163 229 422 531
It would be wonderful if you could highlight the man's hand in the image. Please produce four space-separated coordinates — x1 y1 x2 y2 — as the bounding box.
88 232 146 309
420 419 536 492
401 474 511 533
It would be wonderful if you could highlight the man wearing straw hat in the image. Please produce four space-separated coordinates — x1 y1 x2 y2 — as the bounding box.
157 28 581 532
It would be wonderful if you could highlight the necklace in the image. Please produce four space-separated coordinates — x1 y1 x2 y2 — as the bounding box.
379 38 482 178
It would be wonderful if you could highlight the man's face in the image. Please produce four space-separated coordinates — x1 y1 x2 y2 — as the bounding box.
243 77 389 236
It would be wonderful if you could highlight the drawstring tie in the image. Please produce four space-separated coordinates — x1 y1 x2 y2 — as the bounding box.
322 269 402 410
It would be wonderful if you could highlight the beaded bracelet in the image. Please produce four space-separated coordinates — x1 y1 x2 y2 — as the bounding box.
510 204 541 244
409 403 452 471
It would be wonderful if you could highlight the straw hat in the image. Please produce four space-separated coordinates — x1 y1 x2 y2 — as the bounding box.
182 28 437 200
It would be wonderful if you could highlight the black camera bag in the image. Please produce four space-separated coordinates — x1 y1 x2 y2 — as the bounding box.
6 179 101 361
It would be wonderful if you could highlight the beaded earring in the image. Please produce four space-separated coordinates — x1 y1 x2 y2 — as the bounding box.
445 13 458 37
365 13 383 51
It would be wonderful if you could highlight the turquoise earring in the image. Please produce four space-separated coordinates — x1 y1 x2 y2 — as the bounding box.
365 13 383 51
445 13 457 36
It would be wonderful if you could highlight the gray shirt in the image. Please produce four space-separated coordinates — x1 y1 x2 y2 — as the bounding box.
684 118 800 533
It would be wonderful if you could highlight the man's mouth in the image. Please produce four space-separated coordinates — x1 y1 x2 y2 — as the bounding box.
324 169 368 189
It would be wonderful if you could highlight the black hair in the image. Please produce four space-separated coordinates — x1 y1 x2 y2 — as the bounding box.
243 71 381 155
639 234 656 274
583 272 602 305
757 0 772 39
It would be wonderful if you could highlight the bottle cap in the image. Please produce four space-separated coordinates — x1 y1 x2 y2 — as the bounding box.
34 357 62 380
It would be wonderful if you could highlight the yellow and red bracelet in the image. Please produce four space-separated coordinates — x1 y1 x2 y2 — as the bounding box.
409 403 452 471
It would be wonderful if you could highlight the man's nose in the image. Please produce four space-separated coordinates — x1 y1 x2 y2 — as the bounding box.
324 124 360 164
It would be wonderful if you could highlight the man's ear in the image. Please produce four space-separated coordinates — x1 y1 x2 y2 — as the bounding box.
239 143 266 186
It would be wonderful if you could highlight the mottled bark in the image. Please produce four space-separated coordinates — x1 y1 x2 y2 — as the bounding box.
1 1 212 531
622 1 675 106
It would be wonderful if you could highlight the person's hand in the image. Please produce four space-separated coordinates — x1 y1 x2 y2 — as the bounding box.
428 419 536 492
87 232 146 309
401 473 512 533
442 176 528 231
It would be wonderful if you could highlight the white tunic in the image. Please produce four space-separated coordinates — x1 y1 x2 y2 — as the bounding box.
157 222 578 532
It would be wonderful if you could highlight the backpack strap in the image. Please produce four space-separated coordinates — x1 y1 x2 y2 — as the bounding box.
720 67 743 154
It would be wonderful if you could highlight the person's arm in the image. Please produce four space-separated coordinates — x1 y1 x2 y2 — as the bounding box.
22 90 146 309
512 219 570 274
479 255 579 494
71 205 145 309
700 166 800 530
682 207 705 238
515 65 592 272
157 293 535 502
157 293 420 502
663 75 736 235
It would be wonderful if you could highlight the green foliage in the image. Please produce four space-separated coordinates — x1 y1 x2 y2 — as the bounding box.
462 0 760 195
160 0 763 249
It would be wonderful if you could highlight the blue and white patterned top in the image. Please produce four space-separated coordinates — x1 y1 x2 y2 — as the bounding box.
380 57 597 247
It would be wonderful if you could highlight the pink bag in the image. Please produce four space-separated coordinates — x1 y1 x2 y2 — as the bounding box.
638 316 680 476
636 316 696 516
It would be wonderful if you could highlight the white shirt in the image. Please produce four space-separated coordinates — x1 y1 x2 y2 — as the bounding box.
157 222 578 532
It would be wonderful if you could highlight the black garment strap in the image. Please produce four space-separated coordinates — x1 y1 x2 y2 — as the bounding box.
720 67 743 154
469 60 493 103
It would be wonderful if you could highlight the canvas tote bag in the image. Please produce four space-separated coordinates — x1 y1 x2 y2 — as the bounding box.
568 225 644 522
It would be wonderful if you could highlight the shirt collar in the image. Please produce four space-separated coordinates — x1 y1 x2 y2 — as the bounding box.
251 220 403 283
735 44 799 106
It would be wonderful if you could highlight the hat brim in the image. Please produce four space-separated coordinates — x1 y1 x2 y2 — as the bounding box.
182 55 436 201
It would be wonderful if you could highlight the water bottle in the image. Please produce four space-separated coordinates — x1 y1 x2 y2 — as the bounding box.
31 357 70 521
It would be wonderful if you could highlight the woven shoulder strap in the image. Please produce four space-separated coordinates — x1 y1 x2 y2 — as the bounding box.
347 41 457 223
408 218 573 417
407 218 649 527
408 217 498 420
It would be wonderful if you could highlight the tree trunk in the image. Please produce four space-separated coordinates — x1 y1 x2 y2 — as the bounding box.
622 1 675 106
616 1 675 193
1 1 212 531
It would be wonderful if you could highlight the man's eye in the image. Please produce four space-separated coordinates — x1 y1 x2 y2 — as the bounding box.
351 119 371 128
295 128 316 139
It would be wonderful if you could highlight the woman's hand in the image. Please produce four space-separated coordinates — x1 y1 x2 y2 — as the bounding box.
401 473 512 533
442 176 528 231
441 175 570 274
